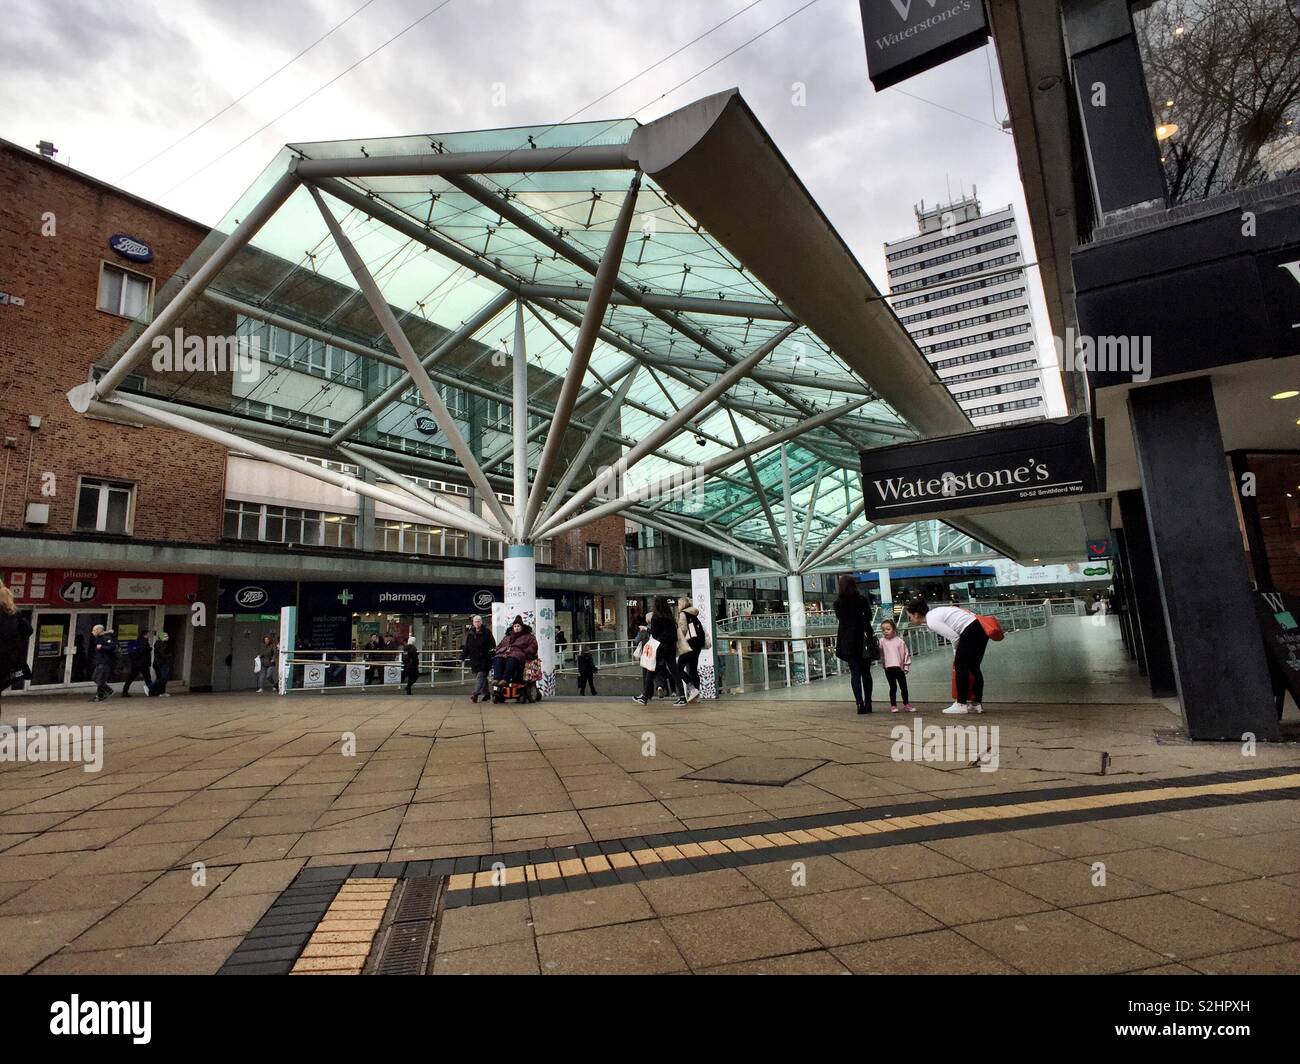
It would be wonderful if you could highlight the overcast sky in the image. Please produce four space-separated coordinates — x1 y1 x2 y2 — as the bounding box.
1 0 1067 414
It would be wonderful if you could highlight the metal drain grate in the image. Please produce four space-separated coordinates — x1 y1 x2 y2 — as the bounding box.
374 920 433 975
394 876 441 924
369 876 445 975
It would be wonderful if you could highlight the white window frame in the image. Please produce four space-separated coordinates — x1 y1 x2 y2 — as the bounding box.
96 260 155 319
75 477 136 534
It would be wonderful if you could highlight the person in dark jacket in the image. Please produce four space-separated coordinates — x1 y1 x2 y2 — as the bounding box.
462 615 494 702
0 584 33 715
491 616 537 686
401 637 420 696
577 649 598 696
122 631 153 697
834 575 877 714
147 631 174 697
635 598 682 706
90 625 118 702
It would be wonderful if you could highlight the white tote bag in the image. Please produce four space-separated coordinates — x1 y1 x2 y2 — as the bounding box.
640 636 660 672
252 654 263 674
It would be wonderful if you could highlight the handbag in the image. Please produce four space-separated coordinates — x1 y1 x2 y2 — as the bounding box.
640 636 660 672
977 615 1005 641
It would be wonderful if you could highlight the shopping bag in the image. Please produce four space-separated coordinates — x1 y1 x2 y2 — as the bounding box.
252 654 262 673
977 615 1005 641
640 636 660 672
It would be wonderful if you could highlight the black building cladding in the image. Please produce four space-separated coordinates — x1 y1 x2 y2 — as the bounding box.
858 416 1100 522
1074 194 1300 390
858 0 990 91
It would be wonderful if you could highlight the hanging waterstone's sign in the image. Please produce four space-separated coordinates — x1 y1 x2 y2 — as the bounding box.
859 415 1100 523
858 0 990 92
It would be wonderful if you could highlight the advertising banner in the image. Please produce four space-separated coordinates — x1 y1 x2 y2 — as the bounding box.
691 568 718 700
277 607 297 694
534 599 556 698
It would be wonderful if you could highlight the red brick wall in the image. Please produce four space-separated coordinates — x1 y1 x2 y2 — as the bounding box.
550 514 627 574
0 143 226 542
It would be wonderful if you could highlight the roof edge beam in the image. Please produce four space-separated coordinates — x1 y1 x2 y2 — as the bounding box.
518 283 793 322
295 143 634 180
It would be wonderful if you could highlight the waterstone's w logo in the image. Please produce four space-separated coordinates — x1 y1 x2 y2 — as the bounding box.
889 0 939 18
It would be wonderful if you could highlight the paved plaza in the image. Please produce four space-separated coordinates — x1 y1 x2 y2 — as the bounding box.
1 646 1297 975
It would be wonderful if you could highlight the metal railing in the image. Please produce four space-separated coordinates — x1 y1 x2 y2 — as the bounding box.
714 603 1047 694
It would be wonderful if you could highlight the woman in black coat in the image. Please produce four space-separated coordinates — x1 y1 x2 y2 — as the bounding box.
833 574 876 714
462 616 494 703
634 598 683 706
401 639 421 696
0 584 33 717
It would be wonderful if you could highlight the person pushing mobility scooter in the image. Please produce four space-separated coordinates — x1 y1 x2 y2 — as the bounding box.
490 615 540 704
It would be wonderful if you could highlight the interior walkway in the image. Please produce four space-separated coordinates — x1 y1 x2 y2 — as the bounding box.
747 616 1163 706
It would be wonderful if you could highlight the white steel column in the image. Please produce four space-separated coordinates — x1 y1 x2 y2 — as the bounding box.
787 571 807 684
512 300 529 540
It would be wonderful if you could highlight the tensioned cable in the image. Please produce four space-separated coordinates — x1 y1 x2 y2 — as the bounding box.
117 0 383 182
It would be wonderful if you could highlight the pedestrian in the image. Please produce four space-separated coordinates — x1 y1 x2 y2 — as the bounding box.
834 574 876 714
0 583 33 715
491 615 537 688
122 630 153 697
401 637 420 695
634 597 682 706
905 596 988 715
577 649 598 695
364 634 382 685
89 624 117 702
257 634 278 694
878 619 914 713
462 615 494 702
674 595 707 703
147 631 174 697
555 627 567 663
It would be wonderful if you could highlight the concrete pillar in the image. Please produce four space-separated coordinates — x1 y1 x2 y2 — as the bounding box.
355 467 376 553
615 590 628 645
1128 378 1278 740
1116 492 1171 690
874 567 893 617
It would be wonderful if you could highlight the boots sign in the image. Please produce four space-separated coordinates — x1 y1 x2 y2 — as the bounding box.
859 415 1099 522
858 0 990 92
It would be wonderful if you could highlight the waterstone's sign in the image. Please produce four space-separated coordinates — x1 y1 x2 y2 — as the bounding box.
859 0 990 92
859 415 1099 522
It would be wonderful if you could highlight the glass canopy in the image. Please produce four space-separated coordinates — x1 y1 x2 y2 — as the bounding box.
89 99 980 574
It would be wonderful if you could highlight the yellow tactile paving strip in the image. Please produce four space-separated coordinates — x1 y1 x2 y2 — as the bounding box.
291 878 396 975
276 771 1300 974
442 771 1300 895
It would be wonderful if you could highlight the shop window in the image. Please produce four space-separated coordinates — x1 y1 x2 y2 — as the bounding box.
1133 0 1300 205
75 478 134 534
97 262 153 319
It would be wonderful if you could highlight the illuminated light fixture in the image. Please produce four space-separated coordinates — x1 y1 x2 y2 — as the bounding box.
1165 99 1175 108
1156 122 1179 141
1272 390 1299 399
1174 25 1185 35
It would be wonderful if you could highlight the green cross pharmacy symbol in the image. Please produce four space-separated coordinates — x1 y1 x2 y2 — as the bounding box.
338 589 353 605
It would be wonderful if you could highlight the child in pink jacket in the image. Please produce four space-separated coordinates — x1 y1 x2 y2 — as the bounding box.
878 619 913 713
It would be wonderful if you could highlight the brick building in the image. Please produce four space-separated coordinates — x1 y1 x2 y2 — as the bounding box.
0 140 670 696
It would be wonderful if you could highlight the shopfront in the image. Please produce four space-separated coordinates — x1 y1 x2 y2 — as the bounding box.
4 567 199 693
213 579 299 692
